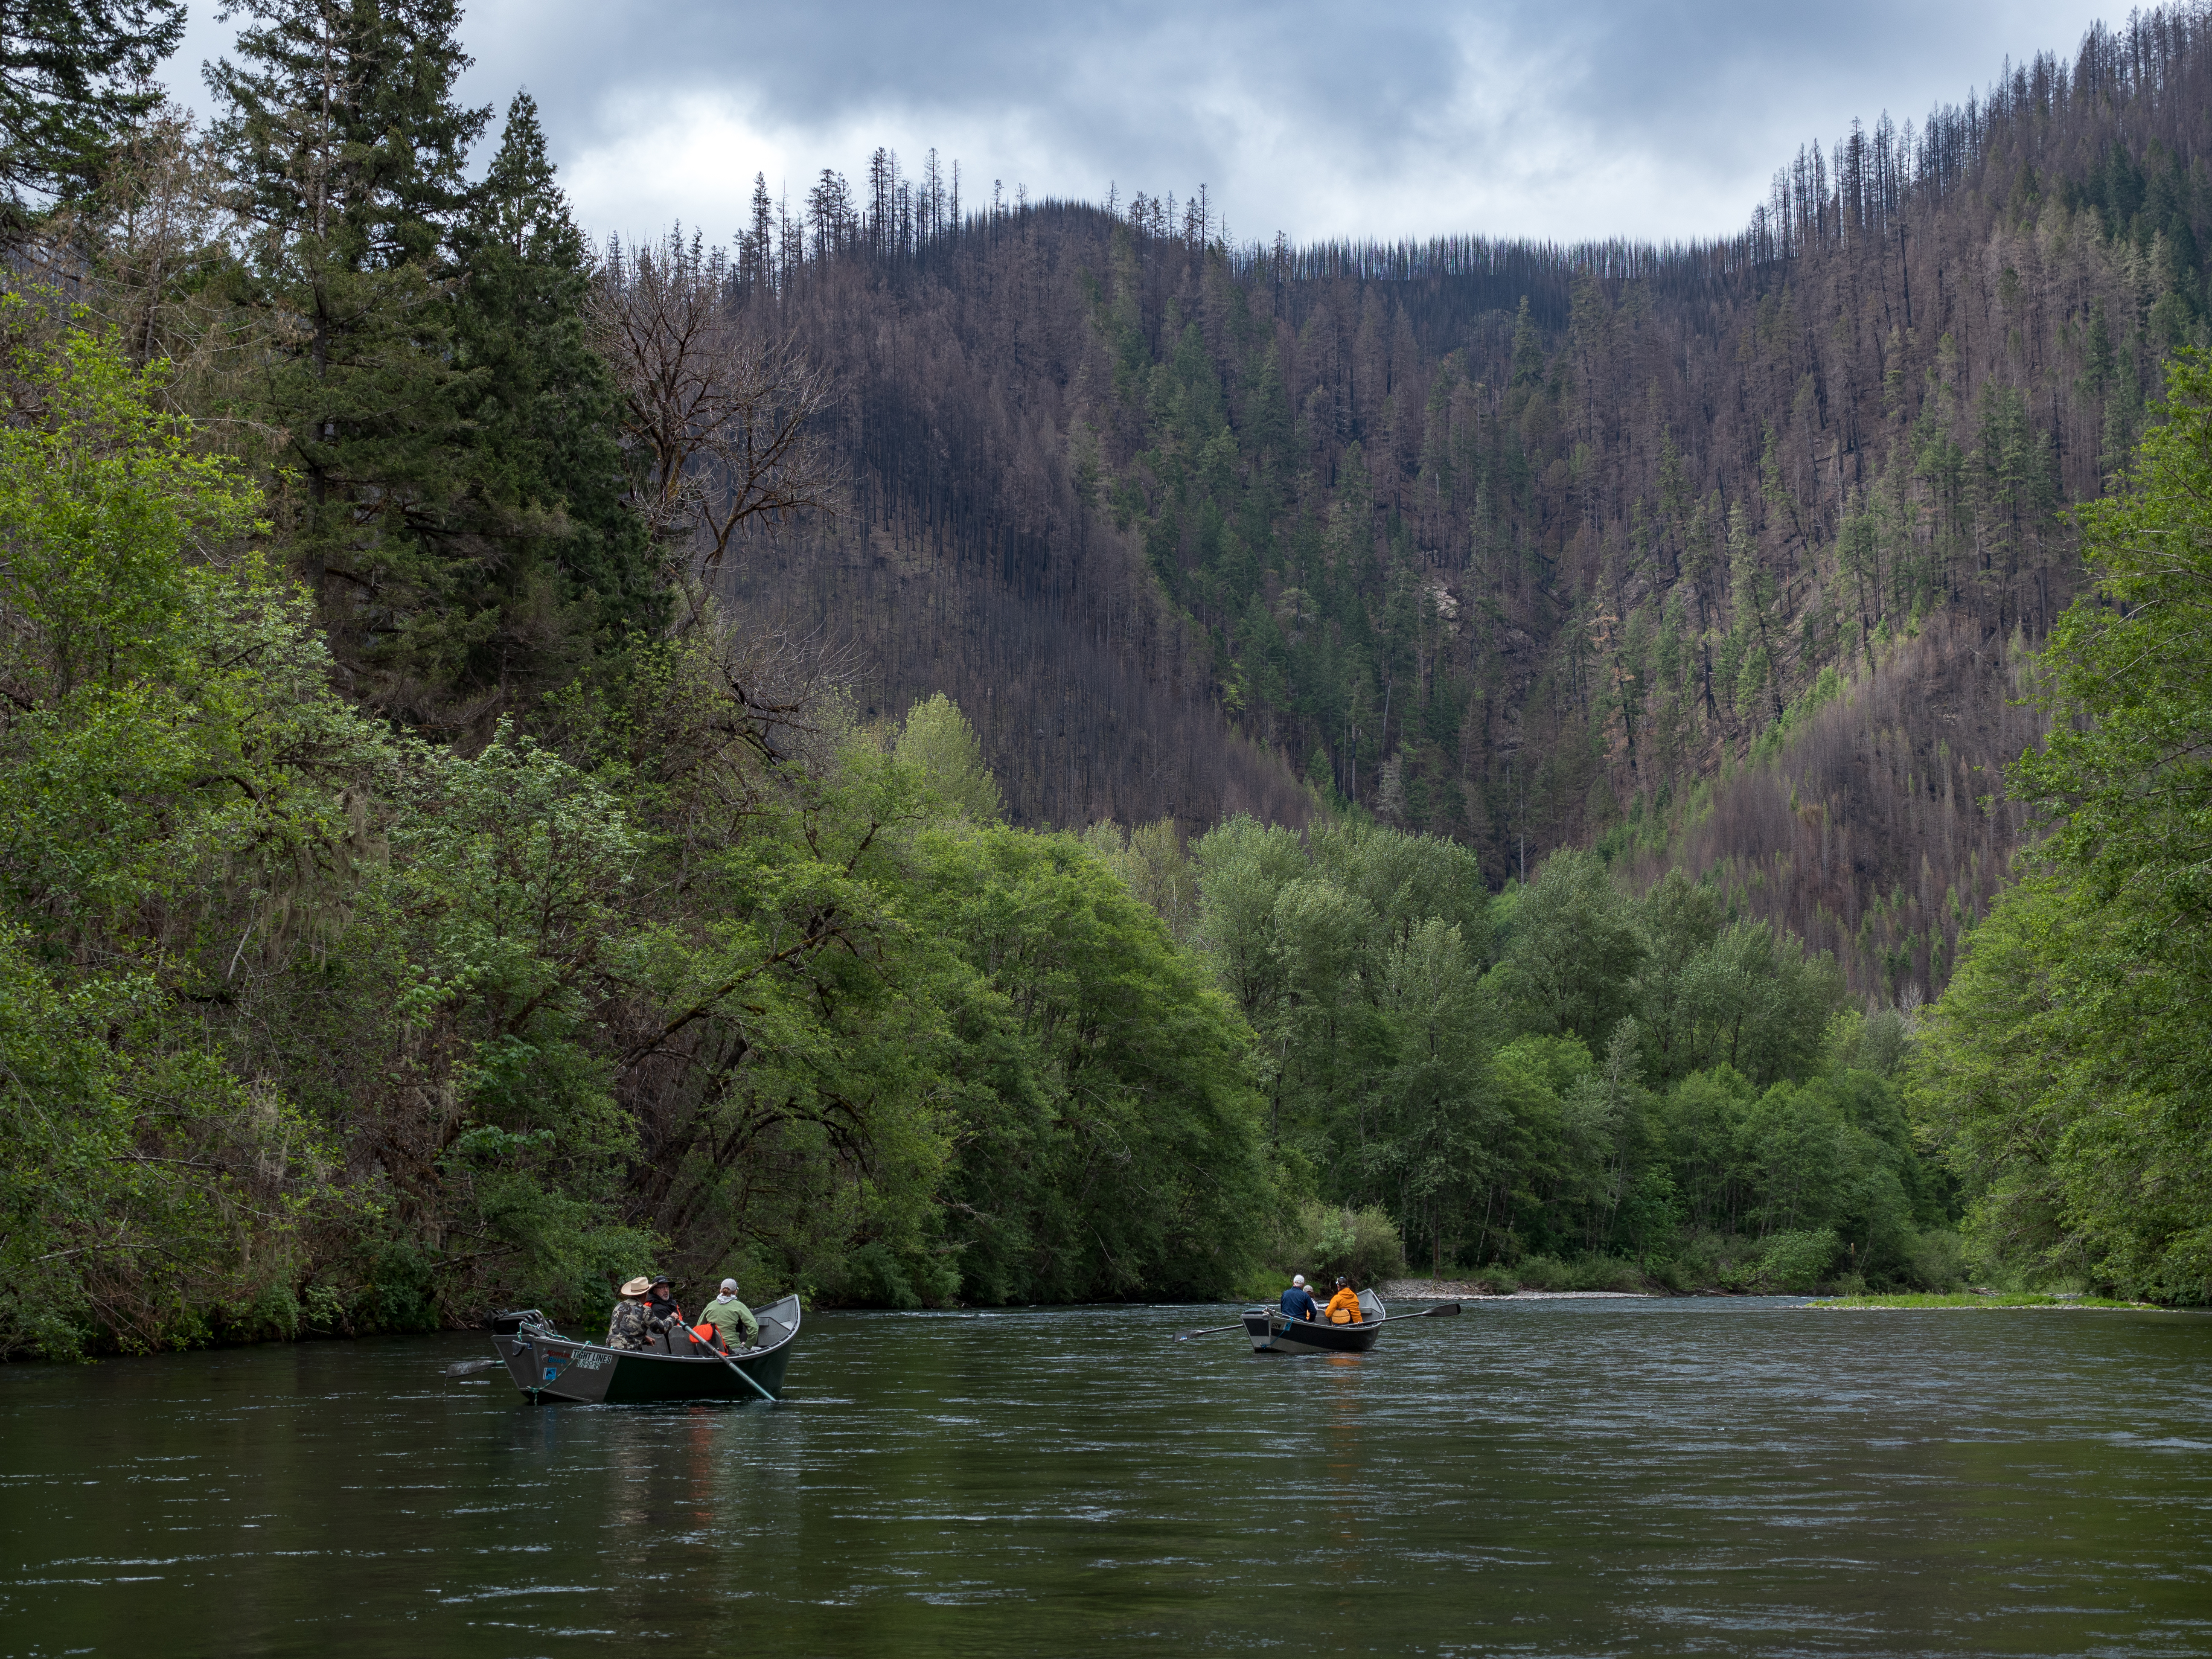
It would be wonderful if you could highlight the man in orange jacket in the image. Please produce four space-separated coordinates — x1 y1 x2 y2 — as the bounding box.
1323 1276 1364 1324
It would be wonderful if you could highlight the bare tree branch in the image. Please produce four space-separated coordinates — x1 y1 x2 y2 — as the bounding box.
589 228 841 595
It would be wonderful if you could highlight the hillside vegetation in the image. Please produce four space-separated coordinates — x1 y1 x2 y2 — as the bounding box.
2 3 2207 1358
732 10 2212 1002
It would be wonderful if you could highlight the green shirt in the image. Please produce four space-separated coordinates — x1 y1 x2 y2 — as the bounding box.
702 1294 759 1345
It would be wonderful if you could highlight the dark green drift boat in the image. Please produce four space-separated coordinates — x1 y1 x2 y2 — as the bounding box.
1241 1289 1387 1355
487 1296 802 1404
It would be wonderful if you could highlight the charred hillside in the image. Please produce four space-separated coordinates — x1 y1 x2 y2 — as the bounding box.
715 8 2212 999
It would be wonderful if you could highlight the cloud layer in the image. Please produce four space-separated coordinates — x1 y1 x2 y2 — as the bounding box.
161 0 2104 247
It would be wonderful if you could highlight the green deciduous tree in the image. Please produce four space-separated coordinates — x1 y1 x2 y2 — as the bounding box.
0 297 364 1355
1913 349 2212 1302
1490 847 1644 1048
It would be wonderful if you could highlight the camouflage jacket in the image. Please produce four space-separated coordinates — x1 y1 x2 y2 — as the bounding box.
605 1298 655 1351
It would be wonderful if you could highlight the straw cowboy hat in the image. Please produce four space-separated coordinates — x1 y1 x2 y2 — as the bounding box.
619 1276 652 1297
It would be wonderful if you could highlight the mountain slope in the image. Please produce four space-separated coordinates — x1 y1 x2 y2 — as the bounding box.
719 8 2212 998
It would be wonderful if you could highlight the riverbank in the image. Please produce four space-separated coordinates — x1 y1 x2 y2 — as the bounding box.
1380 1278 1656 1301
1807 1292 2171 1310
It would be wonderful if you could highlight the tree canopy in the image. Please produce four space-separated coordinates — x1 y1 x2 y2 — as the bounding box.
1911 349 2212 1304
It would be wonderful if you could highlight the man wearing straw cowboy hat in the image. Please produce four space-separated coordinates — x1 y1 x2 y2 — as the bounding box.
607 1276 663 1350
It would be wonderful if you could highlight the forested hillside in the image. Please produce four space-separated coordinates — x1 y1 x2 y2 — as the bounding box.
730 9 2212 1002
2 0 1279 1356
4 1 2207 1359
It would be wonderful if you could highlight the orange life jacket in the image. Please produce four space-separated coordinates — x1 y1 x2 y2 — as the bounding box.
1324 1287 1363 1324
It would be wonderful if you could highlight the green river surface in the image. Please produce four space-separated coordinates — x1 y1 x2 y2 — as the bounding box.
2 1297 2207 1657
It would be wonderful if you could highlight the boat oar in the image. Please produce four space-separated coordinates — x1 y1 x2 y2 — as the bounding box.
1175 1301 1463 1340
444 1357 504 1377
1175 1317 1257 1340
712 1349 777 1403
1370 1301 1462 1325
689 1321 778 1402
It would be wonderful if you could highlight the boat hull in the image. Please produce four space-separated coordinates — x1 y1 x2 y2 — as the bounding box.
491 1294 801 1403
1244 1291 1386 1354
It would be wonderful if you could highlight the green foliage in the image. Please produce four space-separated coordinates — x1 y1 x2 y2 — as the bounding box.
1256 1200 1406 1292
0 0 183 224
1080 818 1198 941
448 93 664 658
1491 848 1644 1046
0 300 355 1356
206 1 636 718
1189 812 1931 1289
0 311 1273 1353
894 691 1005 821
1239 1206 1406 1303
1752 1227 1842 1292
907 821 1268 1304
1913 350 2212 1305
1195 815 1498 1269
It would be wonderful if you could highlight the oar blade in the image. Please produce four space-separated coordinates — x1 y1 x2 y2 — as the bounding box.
1425 1302 1463 1317
444 1357 503 1377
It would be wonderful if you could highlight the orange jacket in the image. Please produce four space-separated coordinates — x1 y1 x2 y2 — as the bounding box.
1324 1287 1363 1324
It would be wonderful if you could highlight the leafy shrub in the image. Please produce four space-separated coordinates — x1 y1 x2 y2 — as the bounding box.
1756 1228 1842 1292
823 1240 960 1310
1477 1266 1519 1296
1902 1227 1968 1291
1516 1254 1570 1291
1564 1255 1648 1292
1647 1258 1692 1294
1275 1200 1405 1288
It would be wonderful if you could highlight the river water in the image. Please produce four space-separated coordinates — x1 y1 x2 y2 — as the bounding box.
2 1298 2207 1657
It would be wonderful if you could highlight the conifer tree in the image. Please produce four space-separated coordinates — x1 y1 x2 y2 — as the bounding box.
450 92 662 674
0 0 183 232
207 0 494 722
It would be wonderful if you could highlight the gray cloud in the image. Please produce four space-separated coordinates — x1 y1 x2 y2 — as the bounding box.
162 1 2106 246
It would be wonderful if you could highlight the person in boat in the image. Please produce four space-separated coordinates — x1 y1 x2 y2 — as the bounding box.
1280 1273 1321 1324
1323 1276 1365 1324
607 1276 659 1350
643 1274 684 1325
700 1278 760 1351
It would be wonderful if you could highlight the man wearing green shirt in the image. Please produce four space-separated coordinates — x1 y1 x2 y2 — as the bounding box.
700 1278 760 1351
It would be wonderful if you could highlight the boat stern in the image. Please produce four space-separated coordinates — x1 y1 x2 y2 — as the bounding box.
494 1332 617 1402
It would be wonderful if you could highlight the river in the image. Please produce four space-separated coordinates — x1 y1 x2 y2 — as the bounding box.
2 1298 2207 1656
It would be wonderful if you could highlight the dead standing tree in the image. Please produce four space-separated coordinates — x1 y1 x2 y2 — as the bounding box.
590 227 840 620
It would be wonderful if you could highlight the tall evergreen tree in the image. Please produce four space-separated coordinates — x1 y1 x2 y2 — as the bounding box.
0 0 183 232
207 0 495 723
448 92 662 675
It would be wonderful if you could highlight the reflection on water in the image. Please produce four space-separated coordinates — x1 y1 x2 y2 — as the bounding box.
1 1300 2208 1656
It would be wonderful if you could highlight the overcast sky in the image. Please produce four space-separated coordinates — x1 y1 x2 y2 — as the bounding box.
160 1 2105 249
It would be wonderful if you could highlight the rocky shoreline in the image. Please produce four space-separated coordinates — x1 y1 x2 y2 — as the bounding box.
1378 1278 1656 1301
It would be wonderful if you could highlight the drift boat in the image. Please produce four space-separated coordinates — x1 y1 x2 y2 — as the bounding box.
486 1296 802 1403
1242 1289 1387 1354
